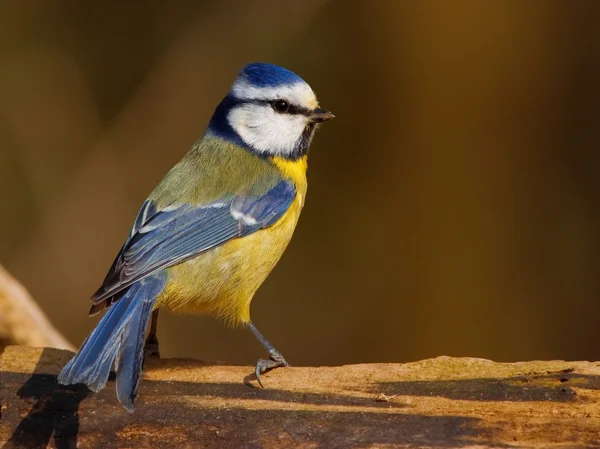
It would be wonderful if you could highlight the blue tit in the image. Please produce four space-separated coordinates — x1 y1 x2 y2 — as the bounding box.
57 63 334 411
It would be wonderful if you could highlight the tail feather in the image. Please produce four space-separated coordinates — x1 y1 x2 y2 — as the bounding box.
115 295 155 411
58 287 138 388
58 272 166 411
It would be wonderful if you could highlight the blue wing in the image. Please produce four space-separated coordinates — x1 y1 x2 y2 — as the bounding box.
90 180 296 311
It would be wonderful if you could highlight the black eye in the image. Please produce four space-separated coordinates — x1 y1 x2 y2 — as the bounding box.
272 100 289 113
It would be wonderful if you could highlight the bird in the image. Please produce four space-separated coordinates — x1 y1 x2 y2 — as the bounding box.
57 62 334 411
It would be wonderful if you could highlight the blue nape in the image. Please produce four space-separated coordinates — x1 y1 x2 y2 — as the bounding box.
207 95 253 150
239 62 306 88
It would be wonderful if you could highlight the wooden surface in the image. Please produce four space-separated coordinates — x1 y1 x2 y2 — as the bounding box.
1 346 600 448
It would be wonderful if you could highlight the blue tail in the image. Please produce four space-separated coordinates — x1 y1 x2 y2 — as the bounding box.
58 272 166 412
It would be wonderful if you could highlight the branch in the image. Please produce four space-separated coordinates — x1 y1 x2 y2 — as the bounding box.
2 346 599 447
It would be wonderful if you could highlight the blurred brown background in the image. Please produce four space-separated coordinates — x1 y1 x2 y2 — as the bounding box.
1 1 599 366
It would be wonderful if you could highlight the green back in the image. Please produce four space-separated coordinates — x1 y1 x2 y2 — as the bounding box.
149 136 283 207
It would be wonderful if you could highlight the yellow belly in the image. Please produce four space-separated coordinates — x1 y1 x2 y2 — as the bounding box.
155 195 303 325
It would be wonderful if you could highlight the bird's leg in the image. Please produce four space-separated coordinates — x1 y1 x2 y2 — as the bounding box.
247 321 289 387
144 309 161 360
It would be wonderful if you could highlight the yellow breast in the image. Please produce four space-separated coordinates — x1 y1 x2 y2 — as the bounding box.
156 156 308 325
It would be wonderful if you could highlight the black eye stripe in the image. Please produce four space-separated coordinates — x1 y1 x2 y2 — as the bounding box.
286 104 309 115
285 104 298 114
240 99 311 116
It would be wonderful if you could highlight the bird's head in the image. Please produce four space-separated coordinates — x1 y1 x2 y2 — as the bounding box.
208 63 334 160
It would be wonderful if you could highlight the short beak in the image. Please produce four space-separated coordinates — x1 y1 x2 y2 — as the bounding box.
310 108 335 123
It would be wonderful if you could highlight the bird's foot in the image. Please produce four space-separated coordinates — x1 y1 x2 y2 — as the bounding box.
255 351 289 387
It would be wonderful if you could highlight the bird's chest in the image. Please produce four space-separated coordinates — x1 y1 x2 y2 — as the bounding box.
218 197 303 284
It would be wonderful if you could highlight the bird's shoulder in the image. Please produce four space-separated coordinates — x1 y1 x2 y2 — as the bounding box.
149 135 298 208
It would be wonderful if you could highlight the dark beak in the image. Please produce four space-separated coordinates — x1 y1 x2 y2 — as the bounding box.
310 108 335 123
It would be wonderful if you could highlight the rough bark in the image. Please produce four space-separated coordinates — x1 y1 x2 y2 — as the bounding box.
1 346 599 448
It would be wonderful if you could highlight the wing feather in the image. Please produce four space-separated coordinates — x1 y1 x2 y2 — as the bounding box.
90 180 296 308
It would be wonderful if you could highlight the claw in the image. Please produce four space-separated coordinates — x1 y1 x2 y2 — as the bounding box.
246 321 289 387
254 353 289 387
255 363 265 388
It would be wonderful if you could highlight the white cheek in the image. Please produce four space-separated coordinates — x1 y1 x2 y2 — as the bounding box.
227 104 306 156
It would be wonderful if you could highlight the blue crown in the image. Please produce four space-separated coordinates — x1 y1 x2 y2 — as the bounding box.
238 63 305 88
